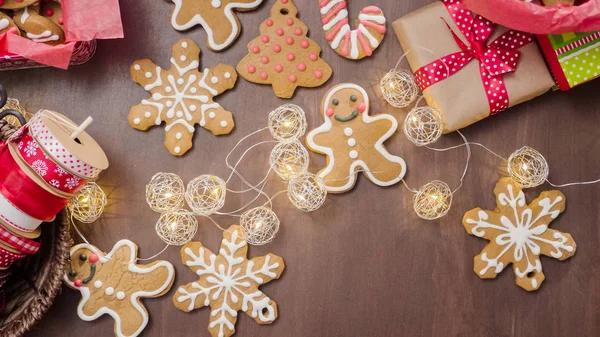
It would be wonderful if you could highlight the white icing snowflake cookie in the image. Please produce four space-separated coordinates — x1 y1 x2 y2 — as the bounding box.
463 177 577 291
167 0 264 51
173 225 285 337
129 38 237 156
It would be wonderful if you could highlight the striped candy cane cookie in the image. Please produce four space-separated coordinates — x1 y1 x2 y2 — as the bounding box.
319 1 386 60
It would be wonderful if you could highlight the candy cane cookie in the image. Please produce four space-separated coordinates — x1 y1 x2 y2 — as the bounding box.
319 1 386 60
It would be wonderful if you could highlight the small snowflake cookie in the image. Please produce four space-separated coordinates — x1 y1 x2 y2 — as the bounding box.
129 38 237 156
463 178 577 291
173 225 285 337
166 0 263 51
64 240 175 337
306 83 406 193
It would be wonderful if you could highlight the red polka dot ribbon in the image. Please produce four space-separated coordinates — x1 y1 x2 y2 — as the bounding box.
413 0 534 115
0 244 26 269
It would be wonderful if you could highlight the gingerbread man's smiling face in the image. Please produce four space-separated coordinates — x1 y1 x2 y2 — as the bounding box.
323 85 369 124
67 247 100 288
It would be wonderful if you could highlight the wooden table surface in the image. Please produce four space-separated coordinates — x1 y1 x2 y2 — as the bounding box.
2 0 599 336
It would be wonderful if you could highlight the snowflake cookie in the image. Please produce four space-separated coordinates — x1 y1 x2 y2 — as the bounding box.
463 178 577 291
64 240 175 337
129 38 237 156
173 225 285 337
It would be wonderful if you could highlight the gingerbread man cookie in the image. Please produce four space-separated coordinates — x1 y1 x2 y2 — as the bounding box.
463 178 577 291
173 225 285 337
64 240 175 337
0 0 38 10
0 12 18 35
306 83 406 193
129 38 237 156
14 5 65 45
319 1 386 60
167 0 263 51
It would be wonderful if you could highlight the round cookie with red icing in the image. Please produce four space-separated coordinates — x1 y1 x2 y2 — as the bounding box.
236 0 332 99
0 0 38 10
0 12 19 35
319 1 386 60
13 5 65 45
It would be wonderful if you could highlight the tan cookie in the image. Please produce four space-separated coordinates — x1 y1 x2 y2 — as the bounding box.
173 225 285 337
463 178 577 291
541 0 574 6
318 1 386 60
236 0 332 98
64 240 175 337
0 12 18 35
306 83 406 193
167 0 263 51
129 38 237 156
40 1 64 27
0 0 38 10
14 5 65 45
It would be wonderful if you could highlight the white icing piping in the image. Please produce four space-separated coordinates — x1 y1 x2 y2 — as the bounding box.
144 67 163 91
0 18 10 31
323 9 348 31
200 103 220 127
27 30 59 43
170 57 199 76
198 68 218 95
20 7 30 25
357 13 386 24
358 24 378 48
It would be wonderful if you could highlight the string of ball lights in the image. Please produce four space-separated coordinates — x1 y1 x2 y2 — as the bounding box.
379 55 600 220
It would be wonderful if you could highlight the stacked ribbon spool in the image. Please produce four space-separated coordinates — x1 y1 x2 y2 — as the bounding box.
0 109 108 275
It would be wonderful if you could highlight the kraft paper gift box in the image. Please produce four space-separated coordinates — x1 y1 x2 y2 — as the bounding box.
392 0 555 133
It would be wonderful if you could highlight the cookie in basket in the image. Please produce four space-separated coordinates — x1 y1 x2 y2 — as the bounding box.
64 240 175 337
0 12 18 35
13 5 65 45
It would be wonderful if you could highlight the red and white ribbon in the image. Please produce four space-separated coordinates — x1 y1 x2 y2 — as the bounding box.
0 224 40 255
0 245 26 269
0 190 44 234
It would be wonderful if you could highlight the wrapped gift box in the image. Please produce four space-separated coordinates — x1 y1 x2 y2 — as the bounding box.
393 0 555 133
537 31 600 90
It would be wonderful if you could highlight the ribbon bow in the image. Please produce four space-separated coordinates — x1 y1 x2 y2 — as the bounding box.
414 0 534 114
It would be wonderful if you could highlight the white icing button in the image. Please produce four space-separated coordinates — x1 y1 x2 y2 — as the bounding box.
105 287 115 296
182 41 188 48
174 146 181 154
166 111 174 118
224 72 231 79
220 121 228 127
116 292 126 300
176 111 184 118
133 118 141 125
211 0 221 8
94 280 103 289
190 87 197 94
176 132 183 140
211 76 219 84
145 72 152 79
177 78 184 85
348 138 356 146
144 112 151 118
180 55 187 62
152 93 161 100
344 127 353 136
165 86 172 93
134 64 141 70
208 112 216 119
166 101 173 108
189 105 197 112
349 150 358 159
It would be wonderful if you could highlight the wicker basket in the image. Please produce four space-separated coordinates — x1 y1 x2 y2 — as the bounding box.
0 90 72 336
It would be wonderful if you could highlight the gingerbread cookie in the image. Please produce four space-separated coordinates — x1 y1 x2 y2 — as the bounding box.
14 5 65 45
167 0 263 51
173 225 285 337
40 1 64 27
236 0 332 99
64 240 175 337
463 178 577 291
0 12 18 35
319 1 386 60
129 38 237 156
0 0 38 10
306 83 406 193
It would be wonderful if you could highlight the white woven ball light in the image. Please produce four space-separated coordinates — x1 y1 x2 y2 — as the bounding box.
67 182 107 223
268 104 307 141
185 175 226 215
508 146 549 188
146 173 185 212
380 69 419 108
413 180 453 220
288 173 327 212
155 209 198 246
269 139 309 180
403 106 444 146
240 206 280 246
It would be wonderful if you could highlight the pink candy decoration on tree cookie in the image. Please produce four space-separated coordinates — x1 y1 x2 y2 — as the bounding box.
236 0 332 98
318 0 387 60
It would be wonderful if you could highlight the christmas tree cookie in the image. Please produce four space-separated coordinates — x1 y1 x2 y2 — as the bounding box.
236 0 332 99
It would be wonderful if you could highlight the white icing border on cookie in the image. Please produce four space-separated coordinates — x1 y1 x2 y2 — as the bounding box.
306 83 406 192
0 18 8 31
169 0 264 51
63 240 175 337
